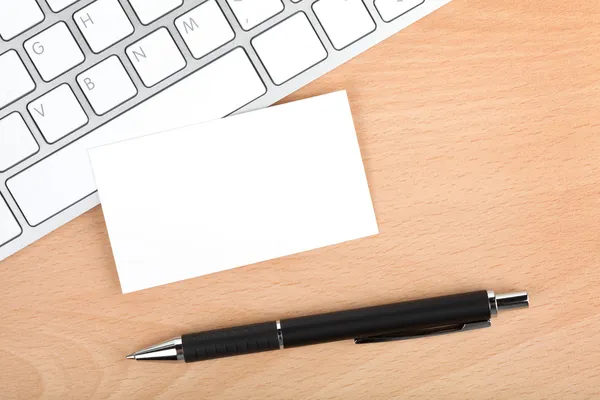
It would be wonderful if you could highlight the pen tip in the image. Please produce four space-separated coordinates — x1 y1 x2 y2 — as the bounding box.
126 354 136 360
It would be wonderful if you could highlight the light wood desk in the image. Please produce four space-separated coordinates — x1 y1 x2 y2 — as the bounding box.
2 1 599 398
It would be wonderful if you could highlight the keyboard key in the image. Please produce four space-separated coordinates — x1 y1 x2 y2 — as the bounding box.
175 0 235 59
375 0 424 22
0 0 44 40
0 113 39 172
77 56 137 115
25 22 85 82
126 28 186 87
8 48 266 226
75 0 134 53
226 0 284 30
252 13 327 85
46 0 80 12
0 195 21 246
128 0 183 25
313 0 375 50
0 50 36 109
28 84 88 143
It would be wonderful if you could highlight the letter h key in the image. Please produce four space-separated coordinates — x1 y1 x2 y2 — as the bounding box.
75 0 135 53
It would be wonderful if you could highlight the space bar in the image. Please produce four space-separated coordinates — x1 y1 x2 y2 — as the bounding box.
7 49 266 226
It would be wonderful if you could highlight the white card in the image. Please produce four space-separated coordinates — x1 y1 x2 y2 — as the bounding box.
89 91 378 293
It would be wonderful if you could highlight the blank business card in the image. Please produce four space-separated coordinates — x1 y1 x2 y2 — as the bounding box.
89 91 378 293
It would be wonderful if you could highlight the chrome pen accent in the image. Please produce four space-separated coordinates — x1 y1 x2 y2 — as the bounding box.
276 320 285 350
487 290 529 316
488 290 499 317
127 337 184 361
496 292 529 311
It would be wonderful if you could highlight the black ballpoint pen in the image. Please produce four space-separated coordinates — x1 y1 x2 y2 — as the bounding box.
126 290 529 362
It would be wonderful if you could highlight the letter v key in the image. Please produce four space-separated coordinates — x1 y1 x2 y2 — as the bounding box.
28 84 89 143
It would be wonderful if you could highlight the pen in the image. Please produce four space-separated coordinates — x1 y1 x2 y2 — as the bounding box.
126 290 529 362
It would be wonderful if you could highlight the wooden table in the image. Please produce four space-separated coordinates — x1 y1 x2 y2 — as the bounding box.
2 1 599 398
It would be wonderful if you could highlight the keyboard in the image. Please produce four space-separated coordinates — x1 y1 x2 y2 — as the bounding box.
0 0 450 261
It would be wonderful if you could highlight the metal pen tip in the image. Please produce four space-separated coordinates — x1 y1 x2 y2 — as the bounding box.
126 354 136 360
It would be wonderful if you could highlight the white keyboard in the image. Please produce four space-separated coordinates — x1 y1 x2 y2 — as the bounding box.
0 0 451 261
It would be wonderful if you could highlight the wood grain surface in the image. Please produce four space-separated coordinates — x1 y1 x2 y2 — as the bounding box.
2 0 600 398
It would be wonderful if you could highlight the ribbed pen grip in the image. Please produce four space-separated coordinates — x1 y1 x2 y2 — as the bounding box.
182 321 280 362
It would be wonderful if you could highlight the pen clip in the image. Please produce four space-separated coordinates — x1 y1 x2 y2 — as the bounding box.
354 320 491 344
